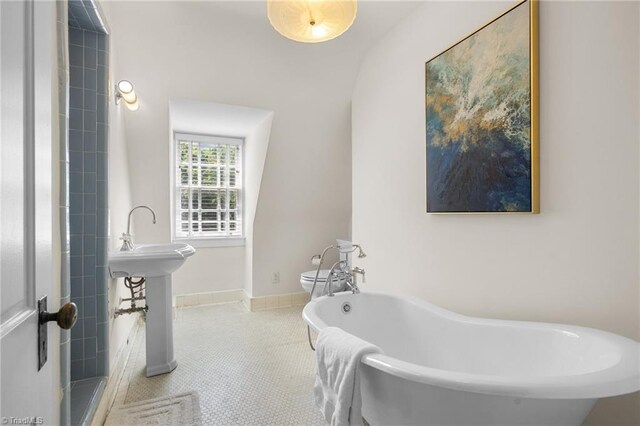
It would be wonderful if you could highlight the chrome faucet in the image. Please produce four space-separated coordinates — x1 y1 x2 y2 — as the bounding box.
309 243 367 300
350 266 365 293
120 205 157 251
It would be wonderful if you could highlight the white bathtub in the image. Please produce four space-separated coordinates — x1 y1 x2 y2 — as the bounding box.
303 291 640 425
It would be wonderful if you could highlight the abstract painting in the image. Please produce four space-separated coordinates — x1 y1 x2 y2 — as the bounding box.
426 0 538 213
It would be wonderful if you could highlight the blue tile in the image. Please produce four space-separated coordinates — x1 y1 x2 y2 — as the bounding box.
84 173 96 194
69 87 83 109
97 33 106 50
84 194 96 214
69 172 83 194
84 152 96 173
97 155 107 182
70 235 83 253
97 124 107 152
96 295 107 323
82 236 95 255
84 214 96 237
83 110 96 132
99 34 109 51
84 316 97 338
96 237 107 265
96 267 107 295
84 276 96 298
70 193 83 215
70 339 83 361
84 68 96 90
84 131 97 152
97 350 108 376
83 255 95 277
70 360 84 381
84 297 96 319
97 322 108 351
84 336 97 359
71 319 83 340
71 276 83 298
69 214 83 235
69 45 83 67
96 94 106 124
69 27 84 46
84 90 96 111
84 357 97 378
69 108 83 131
97 66 107 93
97 181 107 209
70 256 83 278
70 66 83 88
83 46 97 70
69 130 83 152
96 66 108 95
97 50 107 66
96 209 106 232
84 31 98 49
69 151 82 172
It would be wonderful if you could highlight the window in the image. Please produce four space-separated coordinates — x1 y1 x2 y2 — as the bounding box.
173 133 243 246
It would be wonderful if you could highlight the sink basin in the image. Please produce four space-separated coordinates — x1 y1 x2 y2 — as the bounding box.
108 243 196 278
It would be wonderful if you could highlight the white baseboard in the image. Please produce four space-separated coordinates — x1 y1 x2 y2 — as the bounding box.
174 289 309 312
242 290 309 312
174 289 244 308
91 316 141 426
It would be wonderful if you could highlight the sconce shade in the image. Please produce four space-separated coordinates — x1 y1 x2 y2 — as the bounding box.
267 0 357 43
116 80 139 110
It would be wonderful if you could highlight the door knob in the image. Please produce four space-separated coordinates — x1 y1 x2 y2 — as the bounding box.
39 302 78 329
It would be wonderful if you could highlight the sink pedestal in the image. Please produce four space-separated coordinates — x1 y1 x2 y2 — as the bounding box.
108 242 195 377
144 274 177 377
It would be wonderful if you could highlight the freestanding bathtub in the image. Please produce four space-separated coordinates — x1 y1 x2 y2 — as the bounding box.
303 291 640 425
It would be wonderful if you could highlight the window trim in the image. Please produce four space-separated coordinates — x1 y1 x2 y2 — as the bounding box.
170 132 245 248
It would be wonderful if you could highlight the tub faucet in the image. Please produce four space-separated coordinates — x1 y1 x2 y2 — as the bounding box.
120 205 157 251
325 261 347 297
350 267 365 293
310 243 367 299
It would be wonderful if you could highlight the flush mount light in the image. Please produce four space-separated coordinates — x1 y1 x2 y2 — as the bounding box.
115 80 139 111
267 0 357 43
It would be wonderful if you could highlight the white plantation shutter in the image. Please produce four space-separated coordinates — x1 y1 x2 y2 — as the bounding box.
174 133 243 239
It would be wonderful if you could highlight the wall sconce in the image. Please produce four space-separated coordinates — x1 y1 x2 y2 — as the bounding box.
115 80 139 111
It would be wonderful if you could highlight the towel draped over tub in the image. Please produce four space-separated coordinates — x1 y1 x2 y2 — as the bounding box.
314 326 383 426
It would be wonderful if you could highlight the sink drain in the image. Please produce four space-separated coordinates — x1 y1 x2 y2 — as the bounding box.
341 302 352 314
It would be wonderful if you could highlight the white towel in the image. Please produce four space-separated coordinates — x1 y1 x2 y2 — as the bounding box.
314 327 382 426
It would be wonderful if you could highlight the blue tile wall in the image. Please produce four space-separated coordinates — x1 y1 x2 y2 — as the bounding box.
68 23 109 381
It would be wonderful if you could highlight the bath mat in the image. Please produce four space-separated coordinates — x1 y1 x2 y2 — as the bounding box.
106 392 202 426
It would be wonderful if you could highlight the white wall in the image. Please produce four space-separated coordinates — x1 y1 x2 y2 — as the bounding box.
106 1 367 297
168 99 273 296
352 1 639 424
99 0 139 371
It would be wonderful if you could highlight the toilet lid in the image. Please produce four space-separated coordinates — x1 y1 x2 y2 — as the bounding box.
301 269 341 282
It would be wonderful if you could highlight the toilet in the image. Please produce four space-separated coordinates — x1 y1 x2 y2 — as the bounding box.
300 269 346 298
300 239 353 297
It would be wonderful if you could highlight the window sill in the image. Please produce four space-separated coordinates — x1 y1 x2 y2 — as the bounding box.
172 237 246 248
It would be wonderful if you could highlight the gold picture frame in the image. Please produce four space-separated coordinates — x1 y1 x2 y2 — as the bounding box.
425 0 539 214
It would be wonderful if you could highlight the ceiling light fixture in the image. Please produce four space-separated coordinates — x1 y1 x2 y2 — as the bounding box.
115 80 139 111
267 0 357 43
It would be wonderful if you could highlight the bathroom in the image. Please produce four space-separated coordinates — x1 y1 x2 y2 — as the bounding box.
0 0 638 425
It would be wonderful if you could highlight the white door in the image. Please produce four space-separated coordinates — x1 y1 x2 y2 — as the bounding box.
0 0 57 423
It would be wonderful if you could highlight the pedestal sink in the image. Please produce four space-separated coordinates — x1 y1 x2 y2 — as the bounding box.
108 243 195 376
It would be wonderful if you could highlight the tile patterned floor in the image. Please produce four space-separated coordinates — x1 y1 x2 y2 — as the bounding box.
112 302 325 425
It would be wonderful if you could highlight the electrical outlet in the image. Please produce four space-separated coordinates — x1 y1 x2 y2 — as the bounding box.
272 272 280 284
